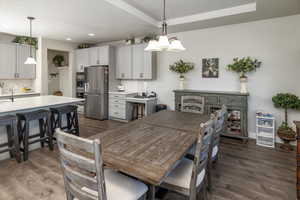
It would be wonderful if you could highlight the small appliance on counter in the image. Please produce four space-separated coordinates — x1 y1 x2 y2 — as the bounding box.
117 84 125 92
134 91 157 99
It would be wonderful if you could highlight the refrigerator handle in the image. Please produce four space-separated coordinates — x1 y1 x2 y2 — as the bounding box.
84 83 90 93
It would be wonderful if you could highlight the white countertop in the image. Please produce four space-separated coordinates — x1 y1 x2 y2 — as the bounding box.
109 91 137 95
0 95 84 115
0 92 40 98
126 97 157 101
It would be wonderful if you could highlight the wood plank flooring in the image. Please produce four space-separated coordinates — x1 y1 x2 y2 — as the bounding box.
0 116 296 200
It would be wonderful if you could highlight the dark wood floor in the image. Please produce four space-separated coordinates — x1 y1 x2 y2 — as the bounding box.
0 117 296 200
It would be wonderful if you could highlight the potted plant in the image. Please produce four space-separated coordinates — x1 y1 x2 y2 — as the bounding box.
13 36 38 49
169 59 195 90
272 93 300 151
227 57 261 93
141 34 157 43
53 55 65 67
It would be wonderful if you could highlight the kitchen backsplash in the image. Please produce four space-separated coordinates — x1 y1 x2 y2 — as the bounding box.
0 80 34 94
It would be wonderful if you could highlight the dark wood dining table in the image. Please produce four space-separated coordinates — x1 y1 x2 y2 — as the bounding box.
89 110 210 198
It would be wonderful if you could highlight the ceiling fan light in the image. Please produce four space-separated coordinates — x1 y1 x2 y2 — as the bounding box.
168 40 186 52
24 57 37 65
158 35 170 49
145 40 161 51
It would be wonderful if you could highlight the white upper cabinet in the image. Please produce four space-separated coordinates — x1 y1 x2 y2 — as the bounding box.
99 46 109 65
115 45 132 79
76 48 89 72
0 44 36 80
89 47 99 66
0 44 16 79
116 44 156 80
16 45 36 79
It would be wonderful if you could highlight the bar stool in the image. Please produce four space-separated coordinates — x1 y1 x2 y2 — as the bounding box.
0 115 21 163
50 105 79 136
17 110 53 161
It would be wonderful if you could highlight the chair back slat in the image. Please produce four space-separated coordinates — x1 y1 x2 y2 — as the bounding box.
59 145 96 173
55 128 94 153
189 119 214 193
63 163 98 191
212 105 227 147
66 181 97 200
56 129 107 200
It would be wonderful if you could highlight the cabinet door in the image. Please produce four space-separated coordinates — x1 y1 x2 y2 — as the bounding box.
0 44 16 79
115 45 132 79
99 46 109 65
16 45 36 79
132 44 144 79
143 50 154 79
76 49 89 72
89 47 99 66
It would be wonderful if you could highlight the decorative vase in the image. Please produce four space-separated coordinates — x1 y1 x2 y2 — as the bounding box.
240 76 248 94
278 128 296 151
179 76 185 90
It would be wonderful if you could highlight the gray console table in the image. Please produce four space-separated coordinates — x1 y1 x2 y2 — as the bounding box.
174 90 249 142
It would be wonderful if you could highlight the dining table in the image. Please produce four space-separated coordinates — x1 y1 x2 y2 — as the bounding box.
89 110 211 199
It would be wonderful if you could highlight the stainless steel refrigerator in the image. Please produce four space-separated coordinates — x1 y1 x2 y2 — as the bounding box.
84 65 108 120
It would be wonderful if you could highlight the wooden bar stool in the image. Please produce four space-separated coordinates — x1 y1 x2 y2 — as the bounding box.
50 105 79 136
17 110 53 161
0 115 21 163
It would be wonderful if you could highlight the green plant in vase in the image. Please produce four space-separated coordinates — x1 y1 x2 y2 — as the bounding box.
227 57 261 93
272 93 300 151
53 55 65 67
169 59 194 90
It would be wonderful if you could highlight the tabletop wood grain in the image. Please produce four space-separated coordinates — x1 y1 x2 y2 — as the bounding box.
89 111 210 185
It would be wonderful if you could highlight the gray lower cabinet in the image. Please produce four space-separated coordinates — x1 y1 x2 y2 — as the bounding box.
174 90 249 141
109 92 137 121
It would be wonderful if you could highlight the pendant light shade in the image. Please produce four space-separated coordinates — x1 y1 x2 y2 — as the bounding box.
145 0 185 52
25 57 37 65
144 40 161 51
168 39 186 52
25 16 37 65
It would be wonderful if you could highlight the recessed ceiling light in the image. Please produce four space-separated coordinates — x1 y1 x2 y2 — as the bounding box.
88 33 95 37
66 38 72 41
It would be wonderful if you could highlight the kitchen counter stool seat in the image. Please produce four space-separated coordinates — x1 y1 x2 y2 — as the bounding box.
17 110 53 161
50 105 79 136
0 115 21 163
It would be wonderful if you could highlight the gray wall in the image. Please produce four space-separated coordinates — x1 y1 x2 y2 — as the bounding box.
122 14 300 141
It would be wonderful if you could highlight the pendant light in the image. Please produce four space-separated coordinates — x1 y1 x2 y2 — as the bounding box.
24 17 37 65
145 0 185 52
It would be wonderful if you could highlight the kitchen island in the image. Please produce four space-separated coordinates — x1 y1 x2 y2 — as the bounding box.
0 95 84 161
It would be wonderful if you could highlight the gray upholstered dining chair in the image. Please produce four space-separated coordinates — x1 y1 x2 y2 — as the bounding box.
55 129 148 200
159 120 214 200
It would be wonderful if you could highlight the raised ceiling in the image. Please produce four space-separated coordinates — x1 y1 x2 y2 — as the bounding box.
0 0 299 43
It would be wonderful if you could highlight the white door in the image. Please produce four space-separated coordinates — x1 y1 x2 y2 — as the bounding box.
0 44 16 79
16 44 36 79
116 45 132 79
89 47 99 66
76 49 89 72
132 44 144 79
99 46 109 65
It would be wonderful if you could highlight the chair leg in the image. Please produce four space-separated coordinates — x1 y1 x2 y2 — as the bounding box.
12 120 22 163
47 114 54 151
147 185 155 200
6 124 14 158
39 119 45 148
207 162 212 192
74 111 79 136
23 122 30 161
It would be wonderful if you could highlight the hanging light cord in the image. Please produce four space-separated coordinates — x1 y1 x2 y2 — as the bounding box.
162 0 167 35
27 17 34 57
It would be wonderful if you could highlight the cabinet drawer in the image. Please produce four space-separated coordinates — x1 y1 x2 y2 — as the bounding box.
219 96 245 107
109 98 126 105
109 102 125 110
109 108 126 119
109 94 126 99
205 96 219 105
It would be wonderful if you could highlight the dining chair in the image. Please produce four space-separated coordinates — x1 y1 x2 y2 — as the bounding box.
207 105 227 191
159 120 214 200
55 129 148 200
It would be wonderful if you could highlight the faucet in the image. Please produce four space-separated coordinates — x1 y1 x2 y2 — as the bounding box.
10 88 14 102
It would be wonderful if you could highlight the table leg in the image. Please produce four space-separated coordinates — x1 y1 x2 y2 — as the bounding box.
147 185 156 200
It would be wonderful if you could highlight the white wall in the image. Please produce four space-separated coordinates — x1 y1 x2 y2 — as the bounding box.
122 14 300 141
38 38 78 97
